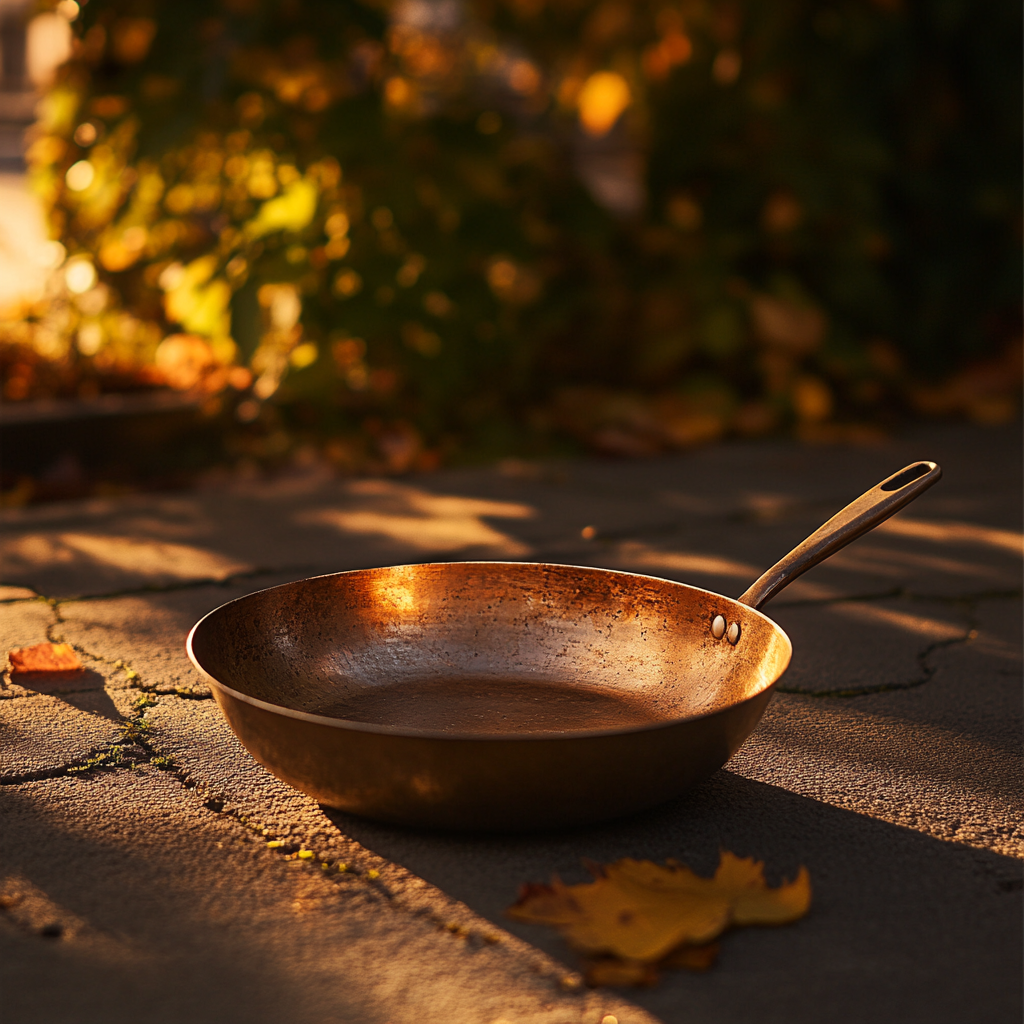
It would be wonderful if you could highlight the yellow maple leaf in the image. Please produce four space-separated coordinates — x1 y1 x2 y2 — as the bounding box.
508 851 811 965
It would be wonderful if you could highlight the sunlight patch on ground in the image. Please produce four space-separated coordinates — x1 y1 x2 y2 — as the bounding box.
612 541 758 580
830 601 965 641
739 710 1023 858
2 533 251 581
828 544 1011 582
878 516 1024 555
299 481 536 555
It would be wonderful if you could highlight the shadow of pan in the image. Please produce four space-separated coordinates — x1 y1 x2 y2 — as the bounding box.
325 770 1023 1024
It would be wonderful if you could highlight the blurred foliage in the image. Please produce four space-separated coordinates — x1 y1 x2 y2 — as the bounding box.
4 0 1021 471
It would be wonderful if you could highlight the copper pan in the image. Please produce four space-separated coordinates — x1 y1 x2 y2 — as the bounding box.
187 462 940 831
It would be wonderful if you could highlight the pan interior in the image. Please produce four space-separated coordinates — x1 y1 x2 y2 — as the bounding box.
190 562 791 737
310 676 668 734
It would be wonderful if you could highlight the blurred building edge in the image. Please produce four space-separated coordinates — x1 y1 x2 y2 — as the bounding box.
0 0 32 171
0 0 71 170
0 0 70 310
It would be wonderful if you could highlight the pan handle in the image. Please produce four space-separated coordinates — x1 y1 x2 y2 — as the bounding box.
737 461 942 610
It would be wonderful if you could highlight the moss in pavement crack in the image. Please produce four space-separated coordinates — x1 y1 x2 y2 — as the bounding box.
6 692 551 980
168 762 516 952
2 693 178 782
110 656 213 699
0 696 169 784
35 589 215 700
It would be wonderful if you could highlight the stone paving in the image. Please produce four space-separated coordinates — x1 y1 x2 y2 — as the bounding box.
1 421 1021 1024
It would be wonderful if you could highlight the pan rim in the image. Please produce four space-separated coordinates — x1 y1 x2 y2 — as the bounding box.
186 561 793 742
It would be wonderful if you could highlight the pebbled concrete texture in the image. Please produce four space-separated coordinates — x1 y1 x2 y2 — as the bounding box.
0 694 122 779
1 422 1021 1024
2 770 642 1024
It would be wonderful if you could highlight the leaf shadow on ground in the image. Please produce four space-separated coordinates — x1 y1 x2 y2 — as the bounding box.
327 770 1023 1024
7 671 124 723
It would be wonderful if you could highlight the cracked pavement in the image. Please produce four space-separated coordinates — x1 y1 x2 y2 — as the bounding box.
1 422 1021 1024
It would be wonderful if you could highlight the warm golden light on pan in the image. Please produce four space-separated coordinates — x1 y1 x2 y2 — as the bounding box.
188 464 942 831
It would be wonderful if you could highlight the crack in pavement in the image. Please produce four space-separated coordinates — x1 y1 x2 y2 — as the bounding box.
1 687 586 993
774 588 1020 697
4 595 562 953
40 597 213 700
4 574 597 988
6 583 1019 1000
1 592 214 700
776 629 976 698
3 620 581 990
0 694 168 785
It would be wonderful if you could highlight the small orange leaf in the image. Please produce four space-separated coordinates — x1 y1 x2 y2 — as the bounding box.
507 851 811 981
8 643 83 675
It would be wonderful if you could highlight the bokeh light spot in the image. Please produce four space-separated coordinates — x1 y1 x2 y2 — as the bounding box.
65 258 97 293
577 71 631 137
65 160 95 191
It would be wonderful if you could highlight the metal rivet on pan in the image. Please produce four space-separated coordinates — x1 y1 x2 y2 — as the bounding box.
727 622 741 645
711 614 726 639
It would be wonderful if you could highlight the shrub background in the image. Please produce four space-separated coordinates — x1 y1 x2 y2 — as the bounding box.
9 0 1021 469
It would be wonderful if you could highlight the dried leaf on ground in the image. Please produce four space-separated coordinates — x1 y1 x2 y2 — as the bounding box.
508 851 810 985
8 643 83 675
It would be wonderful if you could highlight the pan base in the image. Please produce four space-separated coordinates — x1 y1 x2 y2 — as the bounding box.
313 677 671 735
